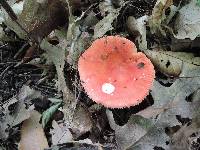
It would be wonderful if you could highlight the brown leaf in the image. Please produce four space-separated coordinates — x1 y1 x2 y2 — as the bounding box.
22 43 39 63
19 111 49 150
5 0 68 41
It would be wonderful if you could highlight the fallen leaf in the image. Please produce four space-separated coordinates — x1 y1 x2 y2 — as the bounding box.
144 50 200 76
0 85 42 140
42 102 61 127
0 0 24 24
148 0 173 35
56 3 92 67
40 39 75 124
70 104 93 138
127 15 148 50
106 110 169 150
50 120 73 145
170 108 200 150
174 0 200 40
4 0 68 41
198 0 200 6
99 0 114 16
82 11 99 28
19 111 49 150
93 8 120 39
137 62 200 127
45 141 102 150
112 50 200 149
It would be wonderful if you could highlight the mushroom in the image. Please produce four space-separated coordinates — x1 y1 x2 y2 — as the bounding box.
78 36 155 108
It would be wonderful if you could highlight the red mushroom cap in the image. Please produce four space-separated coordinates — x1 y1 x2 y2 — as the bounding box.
78 36 155 108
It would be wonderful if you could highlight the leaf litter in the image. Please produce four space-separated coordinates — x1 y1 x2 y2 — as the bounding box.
0 0 200 149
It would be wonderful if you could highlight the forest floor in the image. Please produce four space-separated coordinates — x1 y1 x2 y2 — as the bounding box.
0 0 200 150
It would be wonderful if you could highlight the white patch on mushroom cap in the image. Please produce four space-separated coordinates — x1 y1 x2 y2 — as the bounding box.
102 83 115 94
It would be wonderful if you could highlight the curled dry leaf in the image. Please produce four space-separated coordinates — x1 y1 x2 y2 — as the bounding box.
144 50 200 76
19 111 49 150
148 0 173 35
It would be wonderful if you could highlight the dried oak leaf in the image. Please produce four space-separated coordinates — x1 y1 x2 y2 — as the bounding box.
0 85 42 140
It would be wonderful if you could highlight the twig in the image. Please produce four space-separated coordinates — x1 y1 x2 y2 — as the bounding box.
0 65 13 79
14 42 29 59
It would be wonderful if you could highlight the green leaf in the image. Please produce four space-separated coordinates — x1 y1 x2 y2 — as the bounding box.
197 0 200 6
42 102 61 127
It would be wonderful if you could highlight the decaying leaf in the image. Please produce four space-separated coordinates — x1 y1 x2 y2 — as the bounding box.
137 62 200 127
50 120 73 145
148 0 173 35
117 49 200 149
93 8 120 39
127 16 148 50
82 11 99 28
62 1 92 67
144 50 200 76
197 0 200 6
40 39 76 124
127 127 169 150
174 0 200 40
70 104 93 138
99 0 114 16
66 28 92 67
45 139 102 150
1 0 200 149
0 85 42 140
170 108 200 150
106 110 169 150
107 69 200 149
19 111 49 150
